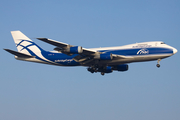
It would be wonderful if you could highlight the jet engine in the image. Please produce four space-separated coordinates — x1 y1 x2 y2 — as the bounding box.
64 46 83 54
116 64 128 71
98 66 113 73
94 53 113 60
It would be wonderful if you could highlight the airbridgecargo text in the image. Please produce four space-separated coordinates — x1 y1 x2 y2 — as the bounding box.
55 59 73 62
133 44 152 48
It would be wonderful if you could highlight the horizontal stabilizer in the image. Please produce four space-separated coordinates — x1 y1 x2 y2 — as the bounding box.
4 49 35 58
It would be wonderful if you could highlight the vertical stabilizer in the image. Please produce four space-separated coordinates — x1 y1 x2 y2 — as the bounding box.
11 31 44 56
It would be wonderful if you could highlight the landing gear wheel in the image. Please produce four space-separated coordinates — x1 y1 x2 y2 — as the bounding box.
156 64 160 68
101 72 105 75
87 67 95 73
87 68 91 71
156 59 161 68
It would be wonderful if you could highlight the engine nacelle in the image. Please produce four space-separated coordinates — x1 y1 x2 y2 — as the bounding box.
64 46 83 54
98 66 113 73
105 66 113 73
94 53 113 60
117 64 128 71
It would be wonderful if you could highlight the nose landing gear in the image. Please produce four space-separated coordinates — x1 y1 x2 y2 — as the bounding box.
156 59 161 68
156 64 160 68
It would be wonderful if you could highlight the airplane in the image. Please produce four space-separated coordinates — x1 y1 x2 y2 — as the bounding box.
4 31 178 75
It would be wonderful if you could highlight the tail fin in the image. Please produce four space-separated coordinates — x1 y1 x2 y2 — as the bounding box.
11 31 44 56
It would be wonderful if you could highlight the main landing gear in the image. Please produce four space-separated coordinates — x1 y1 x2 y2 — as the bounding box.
156 59 161 68
87 66 105 76
87 66 98 73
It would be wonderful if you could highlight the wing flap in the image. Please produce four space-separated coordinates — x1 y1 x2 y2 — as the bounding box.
82 48 97 55
73 55 90 62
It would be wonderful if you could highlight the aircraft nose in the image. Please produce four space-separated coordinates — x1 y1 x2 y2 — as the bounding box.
173 48 178 54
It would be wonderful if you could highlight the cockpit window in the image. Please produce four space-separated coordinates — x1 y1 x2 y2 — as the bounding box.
161 42 165 44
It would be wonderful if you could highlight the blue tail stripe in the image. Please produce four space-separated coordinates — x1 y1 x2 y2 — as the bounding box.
16 40 61 65
17 40 45 52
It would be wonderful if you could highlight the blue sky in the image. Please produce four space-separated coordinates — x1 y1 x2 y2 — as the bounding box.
0 0 180 120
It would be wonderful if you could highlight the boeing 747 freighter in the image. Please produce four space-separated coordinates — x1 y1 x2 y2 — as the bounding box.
4 31 178 75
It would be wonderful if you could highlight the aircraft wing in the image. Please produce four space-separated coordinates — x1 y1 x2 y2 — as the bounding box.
37 38 133 64
37 38 70 48
37 38 97 55
112 54 134 59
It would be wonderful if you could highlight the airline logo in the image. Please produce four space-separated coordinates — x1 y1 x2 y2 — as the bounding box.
137 48 149 55
16 40 33 51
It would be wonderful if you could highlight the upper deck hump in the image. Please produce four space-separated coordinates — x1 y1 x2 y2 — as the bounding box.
89 41 164 51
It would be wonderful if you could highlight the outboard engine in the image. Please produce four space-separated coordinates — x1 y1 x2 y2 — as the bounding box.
116 64 128 71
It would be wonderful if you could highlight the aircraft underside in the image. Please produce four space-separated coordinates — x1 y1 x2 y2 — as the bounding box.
15 53 172 75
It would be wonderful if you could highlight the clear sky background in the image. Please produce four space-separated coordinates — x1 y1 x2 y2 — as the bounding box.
0 0 180 120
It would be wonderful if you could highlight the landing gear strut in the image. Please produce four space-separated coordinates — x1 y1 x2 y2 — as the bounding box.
87 67 94 73
87 66 106 75
156 59 161 68
87 66 98 73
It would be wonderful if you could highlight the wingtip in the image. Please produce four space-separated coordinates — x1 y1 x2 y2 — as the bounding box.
4 48 8 51
37 38 48 40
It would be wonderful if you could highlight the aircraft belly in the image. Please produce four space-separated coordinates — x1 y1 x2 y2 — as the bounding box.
15 56 64 66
